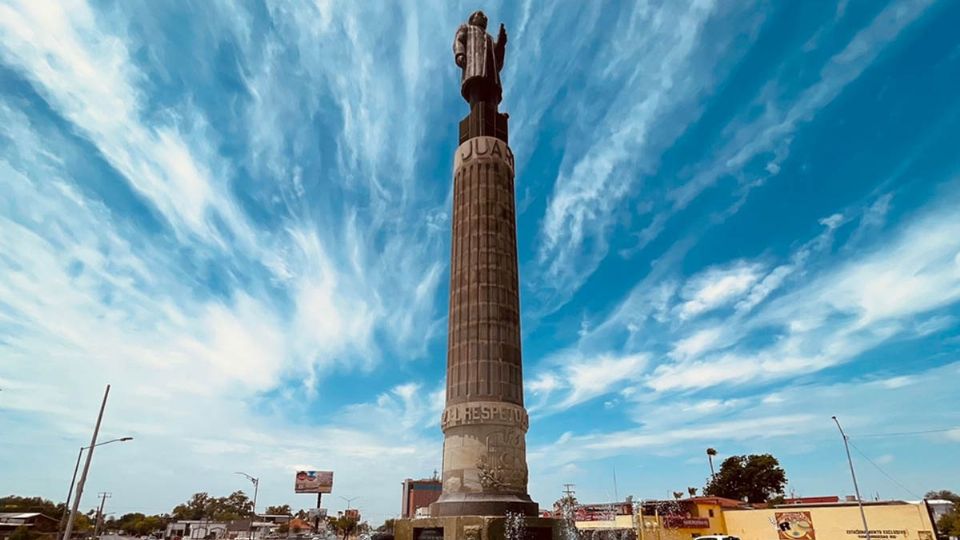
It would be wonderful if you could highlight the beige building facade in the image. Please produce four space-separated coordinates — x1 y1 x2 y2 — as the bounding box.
724 502 937 540
571 499 939 540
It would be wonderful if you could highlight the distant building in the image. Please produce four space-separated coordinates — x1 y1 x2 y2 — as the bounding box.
914 499 955 523
569 501 637 540
401 477 442 518
781 496 840 505
0 513 59 540
164 520 228 540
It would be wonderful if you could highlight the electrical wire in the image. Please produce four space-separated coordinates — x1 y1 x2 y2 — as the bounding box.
847 439 922 500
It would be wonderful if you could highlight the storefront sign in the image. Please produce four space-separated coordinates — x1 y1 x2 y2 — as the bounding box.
662 516 710 529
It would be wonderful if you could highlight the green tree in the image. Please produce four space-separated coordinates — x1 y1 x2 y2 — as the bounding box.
938 510 960 537
112 512 167 536
171 491 254 521
703 453 787 503
172 493 212 520
332 515 358 540
9 525 39 540
265 505 292 516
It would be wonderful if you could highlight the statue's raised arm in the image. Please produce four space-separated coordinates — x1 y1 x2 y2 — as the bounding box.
453 10 506 105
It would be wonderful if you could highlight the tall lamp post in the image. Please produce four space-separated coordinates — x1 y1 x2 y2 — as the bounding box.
58 437 133 540
832 416 871 540
706 448 718 481
235 472 260 516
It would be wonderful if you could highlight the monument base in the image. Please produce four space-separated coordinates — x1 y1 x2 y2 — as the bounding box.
395 516 562 540
430 492 538 518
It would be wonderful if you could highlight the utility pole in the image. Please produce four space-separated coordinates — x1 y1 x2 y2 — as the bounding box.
64 384 111 540
58 447 85 540
93 492 112 538
57 438 132 540
832 416 871 540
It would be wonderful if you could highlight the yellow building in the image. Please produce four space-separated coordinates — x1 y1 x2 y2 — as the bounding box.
724 501 938 540
636 497 744 540
571 497 746 540
572 498 939 540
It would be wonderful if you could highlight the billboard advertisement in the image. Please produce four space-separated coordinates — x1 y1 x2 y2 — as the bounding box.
295 470 334 493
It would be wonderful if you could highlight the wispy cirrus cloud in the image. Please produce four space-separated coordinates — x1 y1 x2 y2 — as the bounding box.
3 0 959 520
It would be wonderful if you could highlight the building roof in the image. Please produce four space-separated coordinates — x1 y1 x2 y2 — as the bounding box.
0 514 44 519
765 500 910 509
688 496 750 508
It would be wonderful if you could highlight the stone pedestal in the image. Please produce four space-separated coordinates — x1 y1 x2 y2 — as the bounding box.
395 516 561 540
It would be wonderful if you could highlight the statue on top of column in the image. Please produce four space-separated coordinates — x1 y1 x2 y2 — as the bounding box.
453 10 507 106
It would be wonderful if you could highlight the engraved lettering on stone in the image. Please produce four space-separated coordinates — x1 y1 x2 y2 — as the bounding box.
453 137 515 174
441 401 529 431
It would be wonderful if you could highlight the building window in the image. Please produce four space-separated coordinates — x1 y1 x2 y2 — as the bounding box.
708 509 714 517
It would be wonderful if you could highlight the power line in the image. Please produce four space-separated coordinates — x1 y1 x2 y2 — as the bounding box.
847 439 921 500
851 428 956 438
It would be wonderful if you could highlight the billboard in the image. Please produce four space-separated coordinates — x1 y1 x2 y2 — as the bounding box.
344 509 360 521
295 470 334 493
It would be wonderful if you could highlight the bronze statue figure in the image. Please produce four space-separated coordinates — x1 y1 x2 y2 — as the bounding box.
453 10 507 105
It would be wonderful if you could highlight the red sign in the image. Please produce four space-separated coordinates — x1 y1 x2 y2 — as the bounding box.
344 509 360 521
662 516 710 529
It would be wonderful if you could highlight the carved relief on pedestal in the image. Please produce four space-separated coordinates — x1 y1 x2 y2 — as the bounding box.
476 429 528 494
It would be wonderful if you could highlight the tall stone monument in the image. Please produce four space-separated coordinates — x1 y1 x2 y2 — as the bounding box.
430 10 536 518
397 10 559 540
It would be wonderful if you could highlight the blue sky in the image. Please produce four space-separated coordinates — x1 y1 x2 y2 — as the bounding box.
1 0 959 524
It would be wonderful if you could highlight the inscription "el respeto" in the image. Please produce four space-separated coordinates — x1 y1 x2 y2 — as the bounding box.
441 401 529 431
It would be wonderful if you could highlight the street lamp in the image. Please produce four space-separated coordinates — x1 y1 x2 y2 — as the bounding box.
58 437 133 540
832 416 871 540
235 472 260 516
339 496 361 510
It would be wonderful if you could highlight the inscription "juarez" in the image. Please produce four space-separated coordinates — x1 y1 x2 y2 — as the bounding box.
441 401 529 431
454 136 515 173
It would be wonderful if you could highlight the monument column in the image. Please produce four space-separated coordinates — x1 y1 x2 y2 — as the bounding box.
430 10 538 518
